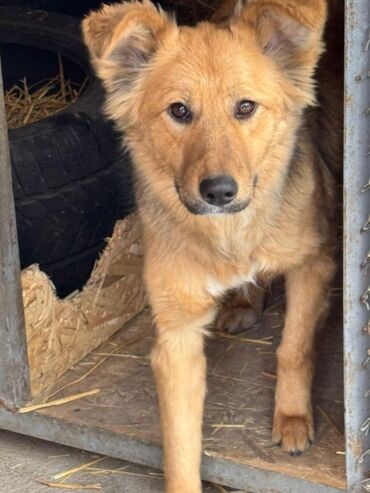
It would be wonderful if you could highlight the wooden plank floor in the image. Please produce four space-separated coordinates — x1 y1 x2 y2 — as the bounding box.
36 283 346 490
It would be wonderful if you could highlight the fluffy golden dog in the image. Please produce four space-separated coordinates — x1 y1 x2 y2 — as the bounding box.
83 0 342 490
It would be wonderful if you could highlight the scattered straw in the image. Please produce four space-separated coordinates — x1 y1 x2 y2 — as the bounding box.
54 457 107 481
210 423 246 436
90 352 147 360
86 468 163 480
264 302 284 314
5 53 87 129
210 424 245 429
82 466 129 476
18 389 100 413
45 327 148 402
214 331 273 346
36 479 101 490
204 449 217 457
57 52 66 102
262 372 277 380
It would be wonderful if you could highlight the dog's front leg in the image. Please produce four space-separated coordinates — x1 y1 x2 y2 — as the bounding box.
272 252 336 455
147 267 216 493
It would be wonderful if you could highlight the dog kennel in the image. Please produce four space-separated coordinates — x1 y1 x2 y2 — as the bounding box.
0 1 369 492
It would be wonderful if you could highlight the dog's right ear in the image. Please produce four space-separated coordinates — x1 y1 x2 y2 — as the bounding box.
230 0 327 107
82 1 176 124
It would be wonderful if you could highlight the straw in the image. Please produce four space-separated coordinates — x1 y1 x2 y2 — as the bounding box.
18 389 100 413
5 53 87 129
214 331 273 346
36 479 101 490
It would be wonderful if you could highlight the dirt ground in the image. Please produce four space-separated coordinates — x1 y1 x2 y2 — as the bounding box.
0 430 239 493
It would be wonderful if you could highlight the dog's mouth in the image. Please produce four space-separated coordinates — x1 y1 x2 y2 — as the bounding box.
180 197 251 216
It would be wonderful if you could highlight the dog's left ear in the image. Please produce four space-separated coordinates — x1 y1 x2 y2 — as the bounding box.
82 1 176 125
233 0 327 101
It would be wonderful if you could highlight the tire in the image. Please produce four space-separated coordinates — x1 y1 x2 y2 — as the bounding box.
0 8 135 297
0 1 111 17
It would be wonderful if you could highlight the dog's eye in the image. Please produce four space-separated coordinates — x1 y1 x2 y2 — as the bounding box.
235 100 257 119
168 102 192 123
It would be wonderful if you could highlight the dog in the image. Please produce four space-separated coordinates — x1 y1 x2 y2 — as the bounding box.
82 0 342 491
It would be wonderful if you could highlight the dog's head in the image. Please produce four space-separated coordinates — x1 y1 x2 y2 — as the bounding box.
83 0 327 216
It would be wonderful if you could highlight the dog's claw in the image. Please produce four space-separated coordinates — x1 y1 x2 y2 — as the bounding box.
289 450 302 457
272 413 314 456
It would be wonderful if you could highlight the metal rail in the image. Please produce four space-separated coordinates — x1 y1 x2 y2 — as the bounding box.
343 1 370 490
0 59 30 408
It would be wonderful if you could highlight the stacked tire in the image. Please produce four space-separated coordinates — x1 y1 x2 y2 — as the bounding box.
0 8 135 297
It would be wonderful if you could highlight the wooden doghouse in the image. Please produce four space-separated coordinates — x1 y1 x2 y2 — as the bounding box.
0 1 369 492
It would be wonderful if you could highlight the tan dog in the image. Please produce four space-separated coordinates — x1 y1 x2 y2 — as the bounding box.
82 1 341 491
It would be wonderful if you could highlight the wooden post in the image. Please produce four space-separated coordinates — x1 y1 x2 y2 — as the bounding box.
0 59 30 408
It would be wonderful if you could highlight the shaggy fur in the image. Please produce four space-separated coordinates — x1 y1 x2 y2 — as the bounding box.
83 1 342 491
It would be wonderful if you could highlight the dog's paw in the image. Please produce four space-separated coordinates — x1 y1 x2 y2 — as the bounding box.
272 413 314 456
216 305 260 333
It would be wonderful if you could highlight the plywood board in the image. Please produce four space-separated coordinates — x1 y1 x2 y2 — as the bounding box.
22 214 146 397
32 284 346 490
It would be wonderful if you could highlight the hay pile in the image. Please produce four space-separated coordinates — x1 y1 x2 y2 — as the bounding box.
21 214 146 398
4 53 87 129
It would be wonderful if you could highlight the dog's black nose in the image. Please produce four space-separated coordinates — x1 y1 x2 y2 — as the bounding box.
199 175 238 206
